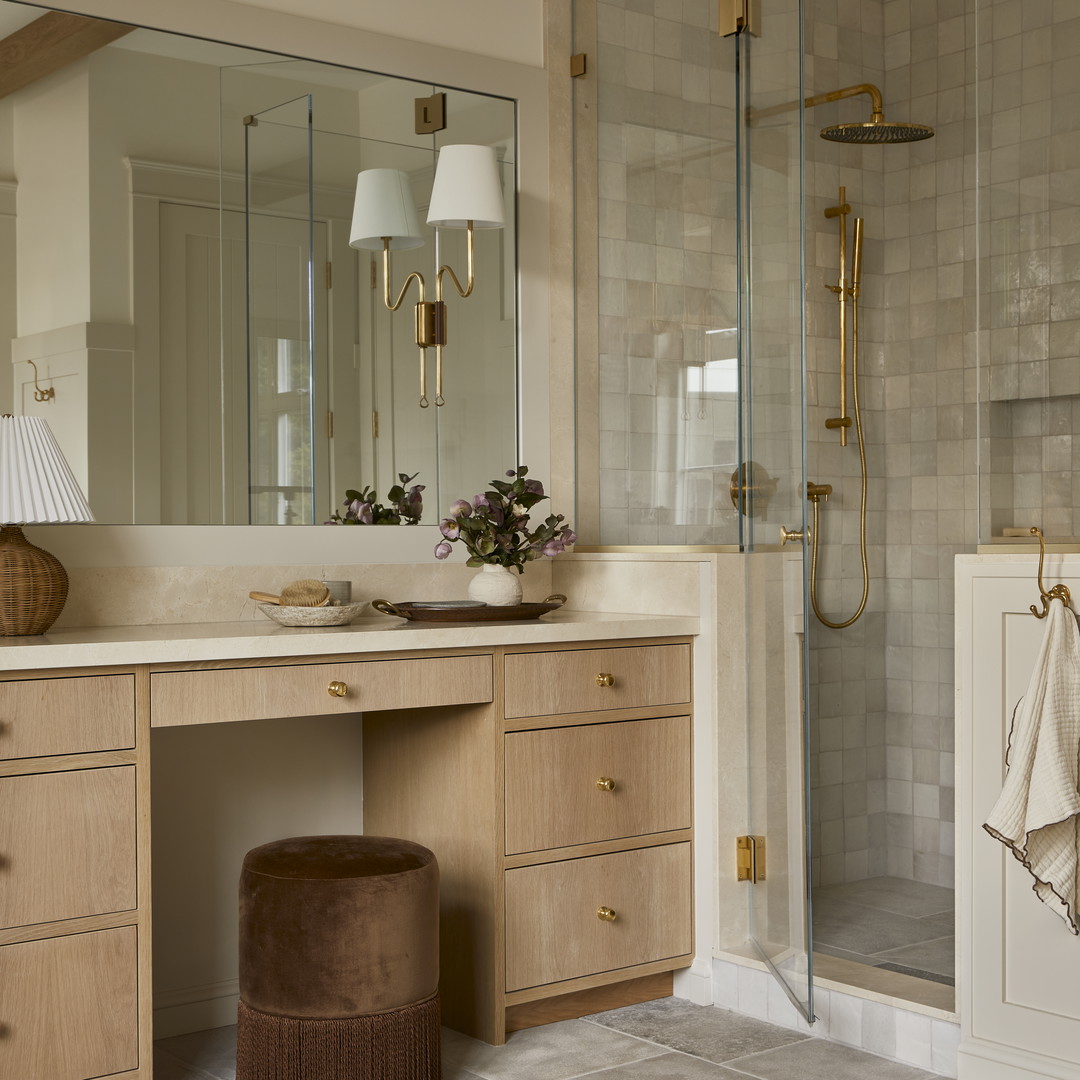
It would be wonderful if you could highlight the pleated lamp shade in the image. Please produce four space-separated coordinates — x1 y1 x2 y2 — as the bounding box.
426 144 505 229
349 168 426 251
0 415 93 635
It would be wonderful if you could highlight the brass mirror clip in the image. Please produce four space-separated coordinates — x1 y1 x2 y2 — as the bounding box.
1029 526 1071 619
26 359 55 402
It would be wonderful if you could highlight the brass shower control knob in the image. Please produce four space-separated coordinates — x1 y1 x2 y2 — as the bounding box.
327 680 349 698
596 906 617 922
595 672 615 687
596 777 617 792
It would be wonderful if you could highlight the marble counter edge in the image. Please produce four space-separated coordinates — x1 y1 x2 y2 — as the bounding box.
0 610 700 670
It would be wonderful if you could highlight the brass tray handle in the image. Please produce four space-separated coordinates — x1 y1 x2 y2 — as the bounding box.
327 681 349 698
595 672 615 687
543 594 567 606
596 777 616 792
371 599 406 618
596 906 617 922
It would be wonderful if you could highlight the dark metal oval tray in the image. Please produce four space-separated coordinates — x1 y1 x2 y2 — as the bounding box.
371 595 566 622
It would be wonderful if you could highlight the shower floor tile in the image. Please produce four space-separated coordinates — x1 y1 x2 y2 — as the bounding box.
811 876 956 1007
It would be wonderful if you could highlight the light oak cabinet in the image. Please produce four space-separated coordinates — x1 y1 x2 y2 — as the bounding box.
363 637 694 1045
0 668 144 1080
0 632 693 1072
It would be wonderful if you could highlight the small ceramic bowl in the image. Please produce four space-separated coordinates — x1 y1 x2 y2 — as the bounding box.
257 602 366 627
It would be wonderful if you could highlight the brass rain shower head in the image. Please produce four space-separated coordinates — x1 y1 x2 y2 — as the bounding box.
808 82 934 144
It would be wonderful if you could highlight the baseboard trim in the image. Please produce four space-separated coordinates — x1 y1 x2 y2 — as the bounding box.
958 1038 1080 1080
153 979 239 1039
505 972 673 1033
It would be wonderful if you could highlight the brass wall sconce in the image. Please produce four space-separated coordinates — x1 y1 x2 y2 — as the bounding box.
348 144 505 408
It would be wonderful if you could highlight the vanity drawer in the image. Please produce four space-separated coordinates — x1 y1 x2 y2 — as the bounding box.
503 644 691 719
0 767 137 930
504 843 692 991
0 674 135 761
151 654 492 727
0 926 139 1079
504 716 691 854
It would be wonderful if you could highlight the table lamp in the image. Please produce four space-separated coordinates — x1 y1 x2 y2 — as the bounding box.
0 415 94 635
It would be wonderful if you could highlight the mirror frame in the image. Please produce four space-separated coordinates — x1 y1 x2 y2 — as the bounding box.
30 0 551 568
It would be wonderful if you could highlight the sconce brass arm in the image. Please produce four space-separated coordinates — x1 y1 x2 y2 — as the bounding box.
430 220 477 406
382 239 437 407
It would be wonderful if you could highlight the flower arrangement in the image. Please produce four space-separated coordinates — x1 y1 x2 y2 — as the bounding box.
434 466 576 572
327 473 424 525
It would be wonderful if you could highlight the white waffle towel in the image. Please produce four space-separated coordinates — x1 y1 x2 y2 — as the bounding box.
984 597 1080 934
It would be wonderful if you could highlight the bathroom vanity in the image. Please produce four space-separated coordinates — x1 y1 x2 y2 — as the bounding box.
0 610 696 1077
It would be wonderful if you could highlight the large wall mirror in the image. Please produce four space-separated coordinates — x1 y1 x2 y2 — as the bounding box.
0 2 518 525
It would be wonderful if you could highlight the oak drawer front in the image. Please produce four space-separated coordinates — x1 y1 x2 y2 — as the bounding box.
504 843 692 991
0 767 137 930
151 654 492 727
504 716 691 854
0 926 139 1079
0 674 135 761
503 644 690 719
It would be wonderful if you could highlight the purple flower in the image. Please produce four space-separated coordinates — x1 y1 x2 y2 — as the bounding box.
541 539 564 557
356 501 374 525
434 540 453 560
506 469 517 477
472 493 491 512
524 478 544 496
347 498 364 518
440 518 460 540
562 529 577 546
450 498 472 518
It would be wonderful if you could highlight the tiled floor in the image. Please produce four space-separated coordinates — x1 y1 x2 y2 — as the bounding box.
154 997 944 1078
811 876 955 994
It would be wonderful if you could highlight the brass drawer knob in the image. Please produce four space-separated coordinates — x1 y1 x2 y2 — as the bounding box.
596 906 617 922
595 776 616 792
595 672 615 687
327 680 349 698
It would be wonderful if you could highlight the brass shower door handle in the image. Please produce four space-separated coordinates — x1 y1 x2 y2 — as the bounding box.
779 526 805 546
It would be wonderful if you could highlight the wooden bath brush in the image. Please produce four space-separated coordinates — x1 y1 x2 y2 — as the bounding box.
249 579 331 607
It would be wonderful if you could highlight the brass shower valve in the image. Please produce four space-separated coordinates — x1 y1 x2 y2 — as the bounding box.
807 482 833 503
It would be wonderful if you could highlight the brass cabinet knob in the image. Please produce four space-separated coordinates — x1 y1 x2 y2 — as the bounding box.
595 777 616 792
596 906 617 922
327 680 349 698
595 672 615 687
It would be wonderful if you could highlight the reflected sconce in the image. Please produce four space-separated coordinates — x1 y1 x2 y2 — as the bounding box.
0 415 94 636
349 144 505 407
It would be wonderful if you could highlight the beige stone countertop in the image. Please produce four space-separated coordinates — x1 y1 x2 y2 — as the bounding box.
0 609 700 670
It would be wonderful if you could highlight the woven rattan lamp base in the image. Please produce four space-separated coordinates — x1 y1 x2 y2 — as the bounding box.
0 525 69 635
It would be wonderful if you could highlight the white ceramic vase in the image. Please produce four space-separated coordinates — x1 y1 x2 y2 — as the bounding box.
467 563 523 606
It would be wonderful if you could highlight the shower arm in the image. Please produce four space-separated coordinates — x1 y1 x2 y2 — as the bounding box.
748 82 885 125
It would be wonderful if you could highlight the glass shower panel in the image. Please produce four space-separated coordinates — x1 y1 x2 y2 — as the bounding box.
736 4 813 1021
573 3 742 547
243 94 323 524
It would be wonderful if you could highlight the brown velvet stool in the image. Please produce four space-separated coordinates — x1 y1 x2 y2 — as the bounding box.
236 835 440 1080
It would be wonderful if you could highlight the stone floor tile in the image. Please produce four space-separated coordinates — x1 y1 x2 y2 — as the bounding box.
578 1050 758 1077
874 936 955 979
441 1018 666 1080
813 877 954 919
154 1025 237 1079
812 897 954 956
585 997 809 1064
726 1037 942 1080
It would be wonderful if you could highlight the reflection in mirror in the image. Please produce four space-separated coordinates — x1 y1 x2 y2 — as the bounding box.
0 3 518 524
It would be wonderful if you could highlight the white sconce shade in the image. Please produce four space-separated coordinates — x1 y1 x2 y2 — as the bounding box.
349 168 425 251
0 415 94 525
427 144 505 229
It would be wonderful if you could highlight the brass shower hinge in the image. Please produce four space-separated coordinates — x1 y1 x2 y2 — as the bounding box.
719 0 760 37
570 53 587 77
737 835 766 883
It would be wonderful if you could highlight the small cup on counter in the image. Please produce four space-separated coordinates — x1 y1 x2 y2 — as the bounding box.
320 580 353 606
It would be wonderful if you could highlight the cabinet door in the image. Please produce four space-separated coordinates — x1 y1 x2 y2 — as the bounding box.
0 767 137 929
504 716 691 853
0 926 139 1079
504 843 692 991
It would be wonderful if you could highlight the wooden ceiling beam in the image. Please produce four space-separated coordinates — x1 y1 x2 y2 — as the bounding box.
0 11 134 100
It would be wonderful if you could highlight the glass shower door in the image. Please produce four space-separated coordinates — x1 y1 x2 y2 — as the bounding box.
734 5 814 1021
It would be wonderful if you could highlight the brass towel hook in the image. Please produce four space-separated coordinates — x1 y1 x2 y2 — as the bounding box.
1029 527 1071 619
26 359 55 402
